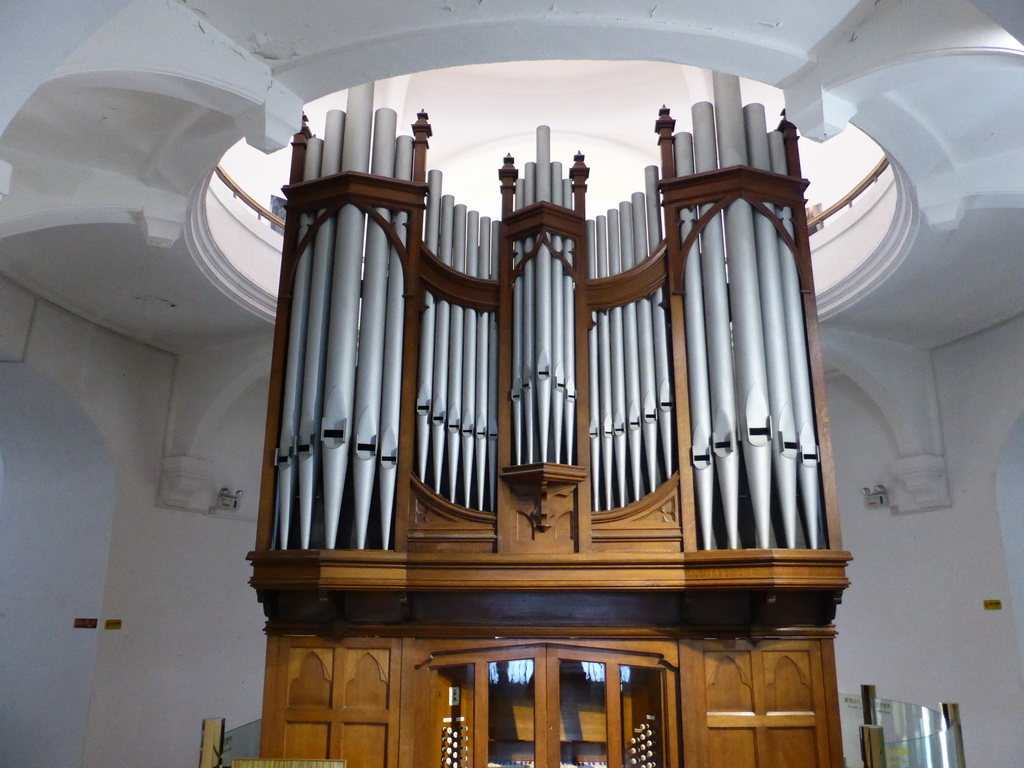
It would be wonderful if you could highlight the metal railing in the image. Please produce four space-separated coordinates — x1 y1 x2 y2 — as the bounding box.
213 166 285 230
807 157 890 231
213 155 890 238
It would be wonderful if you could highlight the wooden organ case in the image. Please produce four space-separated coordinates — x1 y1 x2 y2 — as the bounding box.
249 75 850 768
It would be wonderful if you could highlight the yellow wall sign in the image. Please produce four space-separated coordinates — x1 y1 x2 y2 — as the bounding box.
104 619 123 629
984 600 1002 610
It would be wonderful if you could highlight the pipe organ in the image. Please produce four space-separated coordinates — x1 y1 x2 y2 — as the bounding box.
250 74 850 768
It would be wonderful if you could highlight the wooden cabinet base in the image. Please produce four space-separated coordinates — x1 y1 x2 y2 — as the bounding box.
258 633 843 768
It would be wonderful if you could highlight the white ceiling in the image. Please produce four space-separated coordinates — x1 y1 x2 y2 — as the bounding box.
2 0 1024 353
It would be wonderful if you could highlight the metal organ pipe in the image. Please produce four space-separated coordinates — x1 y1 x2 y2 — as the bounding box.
550 161 566 464
744 104 799 548
321 82 375 549
562 181 577 465
431 195 455 493
692 99 741 548
460 210 480 505
446 204 467 500
415 170 443 480
489 220 500 509
676 131 716 549
644 165 675 482
378 134 414 548
586 219 601 511
631 192 659 493
297 109 345 549
521 162 537 463
534 133 554 463
618 201 644 502
607 209 629 508
350 107 398 549
769 130 822 548
474 218 492 509
276 136 322 549
595 216 615 508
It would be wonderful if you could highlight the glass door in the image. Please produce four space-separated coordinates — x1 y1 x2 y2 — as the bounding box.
420 643 675 768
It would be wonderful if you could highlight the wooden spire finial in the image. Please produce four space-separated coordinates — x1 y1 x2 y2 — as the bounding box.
655 106 677 179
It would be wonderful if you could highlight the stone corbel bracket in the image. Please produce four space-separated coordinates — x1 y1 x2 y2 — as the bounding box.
890 453 950 512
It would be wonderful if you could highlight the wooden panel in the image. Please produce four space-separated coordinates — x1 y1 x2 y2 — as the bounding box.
342 648 389 709
233 761 346 768
707 729 757 768
591 477 684 552
705 652 754 713
284 723 331 759
763 651 814 713
340 724 388 768
764 727 819 767
288 649 333 708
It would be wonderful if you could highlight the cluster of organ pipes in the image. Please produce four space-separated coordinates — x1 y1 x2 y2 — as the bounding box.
274 82 411 550
510 126 579 469
414 175 500 510
679 72 823 549
269 72 827 553
587 177 676 512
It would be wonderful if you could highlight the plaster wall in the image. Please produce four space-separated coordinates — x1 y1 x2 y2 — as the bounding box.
0 286 267 768
0 362 115 768
829 314 1024 768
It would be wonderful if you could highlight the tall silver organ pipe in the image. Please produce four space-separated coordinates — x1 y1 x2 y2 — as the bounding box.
595 216 615 508
297 109 345 549
631 191 659 493
379 135 414 548
350 107 398 549
415 170 442 480
769 131 823 548
430 195 455 493
276 136 322 549
488 220 500 509
550 161 566 464
711 72 773 549
644 166 675 482
677 131 716 549
321 82 375 549
692 99 741 548
744 103 799 548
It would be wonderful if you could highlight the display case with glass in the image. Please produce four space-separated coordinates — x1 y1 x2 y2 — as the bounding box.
417 644 673 768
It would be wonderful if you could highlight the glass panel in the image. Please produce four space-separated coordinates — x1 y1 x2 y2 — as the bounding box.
839 693 962 768
621 665 665 768
559 661 608 767
434 665 474 768
221 719 261 766
885 729 962 768
488 659 535 767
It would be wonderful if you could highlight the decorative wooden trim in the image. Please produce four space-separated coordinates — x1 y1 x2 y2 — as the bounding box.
502 200 586 243
586 251 668 310
417 247 499 311
249 548 851 593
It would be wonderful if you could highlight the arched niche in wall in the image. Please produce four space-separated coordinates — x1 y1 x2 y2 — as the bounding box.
996 417 1024 675
0 363 116 768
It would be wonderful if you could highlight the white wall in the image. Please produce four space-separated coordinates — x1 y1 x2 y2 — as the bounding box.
829 313 1024 768
0 287 268 768
0 362 116 768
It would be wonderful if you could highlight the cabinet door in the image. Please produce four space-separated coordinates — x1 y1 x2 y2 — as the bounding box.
550 647 677 768
417 642 678 768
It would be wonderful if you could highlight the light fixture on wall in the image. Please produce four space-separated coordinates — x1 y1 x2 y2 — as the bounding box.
215 487 243 510
861 485 889 508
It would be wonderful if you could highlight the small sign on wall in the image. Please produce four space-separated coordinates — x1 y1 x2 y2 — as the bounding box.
73 618 98 628
105 619 123 629
984 599 1003 610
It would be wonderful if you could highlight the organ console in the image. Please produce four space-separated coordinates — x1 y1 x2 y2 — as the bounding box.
249 73 850 768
